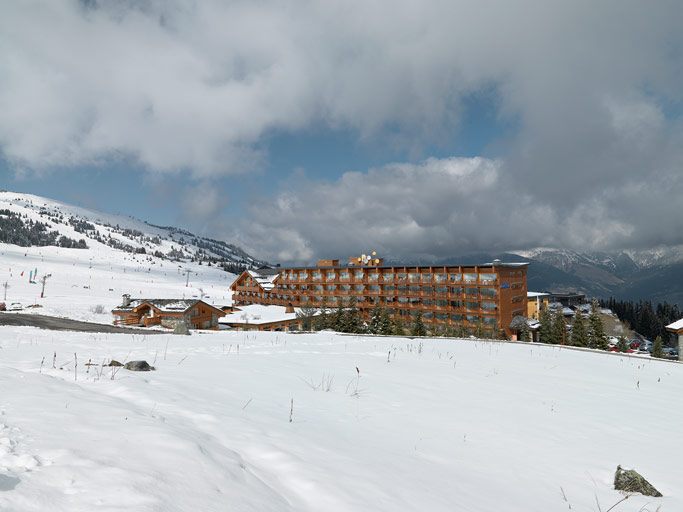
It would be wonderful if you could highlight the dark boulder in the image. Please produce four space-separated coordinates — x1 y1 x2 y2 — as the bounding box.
124 360 155 372
107 360 123 367
614 465 662 497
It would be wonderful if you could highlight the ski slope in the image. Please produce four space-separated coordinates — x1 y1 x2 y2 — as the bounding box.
0 328 680 511
0 242 235 322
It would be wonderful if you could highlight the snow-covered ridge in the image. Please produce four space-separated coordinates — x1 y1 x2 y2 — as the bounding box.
513 246 683 271
0 191 266 268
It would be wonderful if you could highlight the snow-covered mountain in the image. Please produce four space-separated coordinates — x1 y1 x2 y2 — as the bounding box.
0 191 266 269
0 191 267 321
514 247 683 272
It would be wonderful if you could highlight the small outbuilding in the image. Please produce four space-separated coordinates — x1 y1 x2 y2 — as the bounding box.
112 295 226 330
665 318 683 361
219 304 319 332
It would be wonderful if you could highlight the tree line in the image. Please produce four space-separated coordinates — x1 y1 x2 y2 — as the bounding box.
599 297 680 342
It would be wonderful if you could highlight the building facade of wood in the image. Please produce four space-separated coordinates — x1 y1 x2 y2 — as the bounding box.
112 296 226 330
231 258 528 337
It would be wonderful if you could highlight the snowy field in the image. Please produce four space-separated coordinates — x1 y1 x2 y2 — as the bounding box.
0 242 235 322
1 328 681 512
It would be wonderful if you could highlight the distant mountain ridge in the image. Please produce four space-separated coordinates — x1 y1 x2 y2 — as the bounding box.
0 191 267 270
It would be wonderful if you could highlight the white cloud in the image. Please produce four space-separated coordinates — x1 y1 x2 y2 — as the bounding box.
1 1 683 258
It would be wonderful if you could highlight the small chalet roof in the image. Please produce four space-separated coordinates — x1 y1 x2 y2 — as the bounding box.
113 298 205 313
666 318 683 332
527 291 550 299
220 304 318 326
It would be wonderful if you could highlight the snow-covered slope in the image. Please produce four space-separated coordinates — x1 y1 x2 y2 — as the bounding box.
0 191 251 321
0 191 266 267
0 329 680 511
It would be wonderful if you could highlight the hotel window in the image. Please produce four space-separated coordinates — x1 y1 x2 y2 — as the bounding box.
399 309 410 317
398 285 408 293
326 285 337 291
326 271 336 281
354 270 364 280
436 312 448 320
315 285 323 291
479 273 496 283
434 273 447 283
300 285 308 291
368 273 379 281
436 299 448 307
463 273 477 283
341 284 351 291
396 272 407 281
312 272 322 281
481 301 496 311
480 287 496 298
369 285 380 292
398 296 409 304
299 271 308 280
384 285 395 292
465 301 480 310
483 317 497 327
436 286 448 294
382 273 394 282
329 296 339 304
354 284 365 292
409 285 421 293
450 300 462 308
409 297 421 305
450 286 463 295
466 314 479 323
408 273 420 282
340 271 350 280
423 299 433 306
424 311 434 320
449 273 462 282
422 286 433 294
465 287 479 297
421 273 433 283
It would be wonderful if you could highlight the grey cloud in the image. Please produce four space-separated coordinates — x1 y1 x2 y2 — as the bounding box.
1 1 682 258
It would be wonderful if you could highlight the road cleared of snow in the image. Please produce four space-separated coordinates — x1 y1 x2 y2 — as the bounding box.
0 327 681 511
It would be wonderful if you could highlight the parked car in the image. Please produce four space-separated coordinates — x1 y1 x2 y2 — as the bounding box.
662 347 679 360
637 340 653 353
7 302 23 311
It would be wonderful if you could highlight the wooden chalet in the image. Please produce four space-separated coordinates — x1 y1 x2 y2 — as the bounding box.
112 295 225 330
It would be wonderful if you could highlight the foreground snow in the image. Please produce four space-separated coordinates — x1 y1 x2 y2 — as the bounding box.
1 328 680 511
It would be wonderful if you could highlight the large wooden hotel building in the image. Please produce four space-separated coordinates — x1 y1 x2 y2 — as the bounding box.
231 256 528 337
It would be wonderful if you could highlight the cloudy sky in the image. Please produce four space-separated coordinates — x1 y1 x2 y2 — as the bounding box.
1 0 682 263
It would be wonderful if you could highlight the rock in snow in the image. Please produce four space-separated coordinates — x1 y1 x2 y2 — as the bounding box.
614 465 662 497
124 360 155 372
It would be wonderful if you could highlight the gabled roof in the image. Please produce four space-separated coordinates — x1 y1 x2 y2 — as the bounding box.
666 318 683 332
220 304 319 325
230 268 282 292
113 298 224 315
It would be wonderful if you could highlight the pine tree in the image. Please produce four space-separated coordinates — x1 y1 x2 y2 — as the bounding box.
411 311 427 337
652 335 663 358
368 304 383 334
332 301 345 332
588 300 608 350
570 311 588 347
616 336 629 353
539 308 553 343
551 309 567 345
343 297 363 333
379 307 393 335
